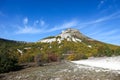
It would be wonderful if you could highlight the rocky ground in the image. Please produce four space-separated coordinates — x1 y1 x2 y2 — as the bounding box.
0 61 120 80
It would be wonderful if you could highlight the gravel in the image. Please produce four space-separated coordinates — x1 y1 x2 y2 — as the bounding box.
0 61 120 80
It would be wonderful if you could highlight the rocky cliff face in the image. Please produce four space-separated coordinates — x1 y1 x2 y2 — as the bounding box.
39 28 94 43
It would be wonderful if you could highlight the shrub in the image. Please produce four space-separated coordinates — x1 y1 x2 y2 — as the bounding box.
48 53 58 62
66 54 76 61
34 53 45 66
0 50 18 73
18 53 34 63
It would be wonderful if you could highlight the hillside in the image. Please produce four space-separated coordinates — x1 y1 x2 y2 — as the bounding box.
0 38 27 53
0 28 120 73
39 28 119 48
38 28 120 58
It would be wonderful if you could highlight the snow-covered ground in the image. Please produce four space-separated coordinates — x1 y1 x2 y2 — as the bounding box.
71 56 120 71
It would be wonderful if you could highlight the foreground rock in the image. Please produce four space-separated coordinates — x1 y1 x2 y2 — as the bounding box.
0 61 120 80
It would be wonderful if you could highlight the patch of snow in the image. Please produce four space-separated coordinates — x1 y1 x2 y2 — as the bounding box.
40 38 56 43
17 49 23 55
67 37 71 41
24 47 31 49
59 33 71 39
75 38 82 42
72 37 76 42
57 38 61 43
71 56 120 71
88 45 92 48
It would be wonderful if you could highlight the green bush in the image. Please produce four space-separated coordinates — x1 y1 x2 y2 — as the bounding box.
0 50 18 73
18 53 34 63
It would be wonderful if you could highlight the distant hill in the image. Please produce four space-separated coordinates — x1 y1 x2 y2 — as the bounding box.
0 38 26 51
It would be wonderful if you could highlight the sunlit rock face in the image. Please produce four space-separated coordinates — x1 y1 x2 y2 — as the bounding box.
39 28 94 43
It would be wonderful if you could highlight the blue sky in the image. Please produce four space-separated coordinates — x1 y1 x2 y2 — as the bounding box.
0 0 120 45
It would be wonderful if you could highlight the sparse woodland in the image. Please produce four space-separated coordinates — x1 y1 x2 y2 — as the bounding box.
0 38 120 73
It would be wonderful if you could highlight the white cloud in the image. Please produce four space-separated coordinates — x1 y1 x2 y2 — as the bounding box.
100 29 119 36
47 21 77 32
40 19 45 26
16 20 77 34
16 18 48 34
16 26 42 34
86 28 120 45
23 17 28 25
16 18 43 34
97 0 106 9
33 19 46 27
90 29 118 37
74 11 120 45
16 11 120 35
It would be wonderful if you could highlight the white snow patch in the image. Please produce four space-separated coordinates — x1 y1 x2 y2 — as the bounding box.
59 33 71 39
71 56 120 71
75 38 82 42
88 45 92 48
40 38 56 43
57 38 61 43
72 37 76 42
17 49 23 55
66 37 71 41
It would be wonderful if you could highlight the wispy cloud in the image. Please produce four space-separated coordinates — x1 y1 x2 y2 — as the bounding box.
16 18 43 34
74 11 120 45
77 11 120 29
85 27 120 45
16 18 77 34
34 19 45 26
40 19 45 26
100 29 119 36
97 0 106 9
89 29 118 37
47 21 77 32
16 12 120 37
16 26 42 34
23 17 28 25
